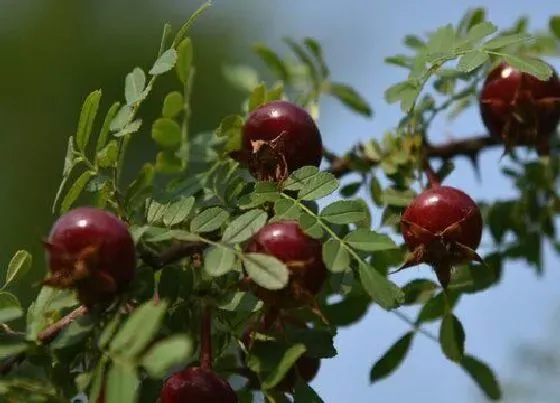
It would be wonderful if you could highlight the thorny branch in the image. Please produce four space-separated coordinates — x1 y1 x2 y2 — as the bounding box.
0 305 89 376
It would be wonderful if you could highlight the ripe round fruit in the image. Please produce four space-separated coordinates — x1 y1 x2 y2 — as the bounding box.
399 185 483 288
479 61 560 154
43 207 136 307
241 101 323 182
160 367 238 403
244 220 327 309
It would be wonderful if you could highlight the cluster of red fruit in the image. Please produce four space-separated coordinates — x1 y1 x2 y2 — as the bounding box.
41 60 560 402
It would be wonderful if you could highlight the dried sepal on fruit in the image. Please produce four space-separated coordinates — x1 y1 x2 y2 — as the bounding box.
479 61 560 155
238 101 323 182
397 185 484 288
43 207 136 307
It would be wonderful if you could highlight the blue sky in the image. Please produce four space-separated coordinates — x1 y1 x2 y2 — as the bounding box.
222 1 560 402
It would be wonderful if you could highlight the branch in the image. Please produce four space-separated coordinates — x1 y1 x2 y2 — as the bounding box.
0 305 88 376
139 240 207 270
325 135 501 178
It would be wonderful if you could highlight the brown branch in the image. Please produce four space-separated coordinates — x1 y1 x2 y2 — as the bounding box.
139 240 207 270
0 305 88 376
325 135 501 178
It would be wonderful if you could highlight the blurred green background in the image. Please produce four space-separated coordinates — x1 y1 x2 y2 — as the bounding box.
0 1 258 306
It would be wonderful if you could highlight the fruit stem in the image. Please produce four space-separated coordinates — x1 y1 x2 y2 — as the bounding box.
200 300 213 370
423 158 441 188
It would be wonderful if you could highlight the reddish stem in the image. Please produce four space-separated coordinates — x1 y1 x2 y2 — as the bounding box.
423 158 441 188
0 305 88 375
200 302 213 370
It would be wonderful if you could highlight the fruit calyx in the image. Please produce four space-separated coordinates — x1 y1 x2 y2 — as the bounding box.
397 185 484 288
240 100 323 183
43 207 136 307
242 220 328 322
159 367 238 403
479 60 560 156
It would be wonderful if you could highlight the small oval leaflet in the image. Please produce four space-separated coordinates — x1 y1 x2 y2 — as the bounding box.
204 246 237 277
243 253 289 290
190 207 230 233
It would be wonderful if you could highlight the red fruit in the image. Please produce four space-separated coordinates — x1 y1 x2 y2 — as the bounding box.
43 207 136 307
244 220 327 310
159 367 237 403
240 101 323 182
479 61 560 155
399 185 483 288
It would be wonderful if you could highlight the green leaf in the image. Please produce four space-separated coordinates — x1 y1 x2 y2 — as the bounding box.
98 314 121 350
0 292 23 323
222 210 268 243
162 91 184 118
327 82 372 117
439 313 465 362
304 37 329 78
239 182 281 209
465 22 498 43
88 356 108 402
114 119 143 138
172 1 211 48
0 333 28 361
384 80 419 112
52 136 77 213
297 172 339 201
293 378 324 403
320 200 367 224
322 239 350 273
155 151 183 174
60 171 94 213
501 54 553 81
110 105 134 132
550 16 560 39
243 253 289 290
96 140 119 167
381 188 416 206
456 50 489 73
163 196 195 227
369 175 383 206
457 7 486 36
76 90 102 151
248 82 266 111
370 332 414 383
339 182 361 197
252 43 288 81
141 335 194 378
344 229 397 252
482 33 531 50
125 163 155 213
109 300 168 359
274 198 302 220
51 315 94 350
106 362 139 403
417 292 461 324
284 166 321 191
190 207 229 233
204 246 237 277
125 67 146 105
152 118 182 149
284 38 320 85
425 24 456 58
461 355 502 400
175 37 193 84
261 344 307 390
402 278 438 305
149 49 177 75
4 250 32 288
358 264 404 309
96 102 121 152
403 34 426 49
298 211 324 239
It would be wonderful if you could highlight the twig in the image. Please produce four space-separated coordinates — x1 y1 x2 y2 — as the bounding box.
392 309 439 343
0 305 88 376
139 240 207 270
324 135 501 178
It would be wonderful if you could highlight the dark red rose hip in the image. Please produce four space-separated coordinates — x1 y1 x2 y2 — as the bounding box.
244 220 327 310
398 185 484 288
159 367 238 403
43 207 136 306
240 101 323 182
479 61 560 155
